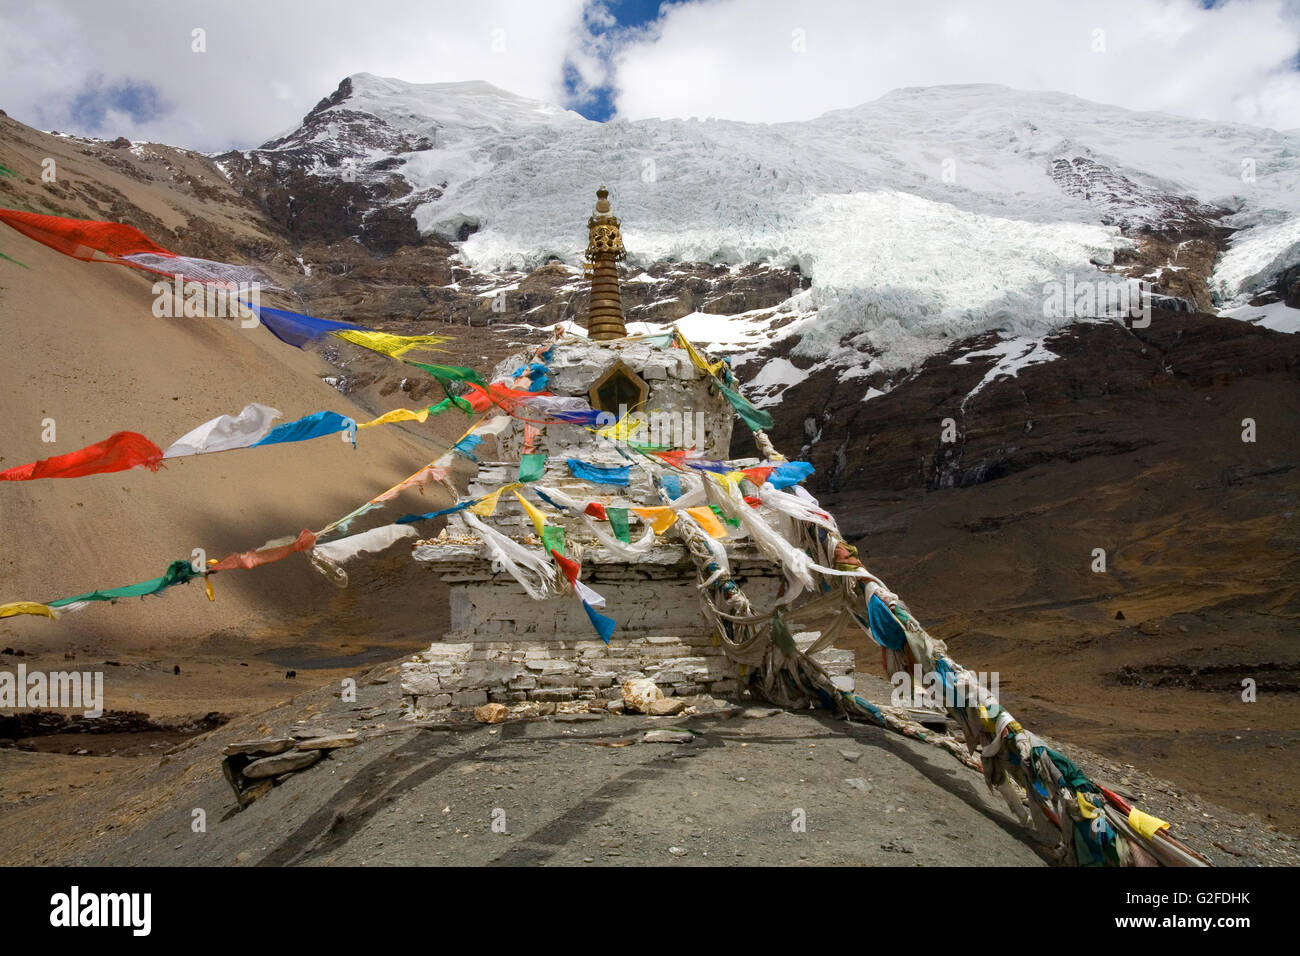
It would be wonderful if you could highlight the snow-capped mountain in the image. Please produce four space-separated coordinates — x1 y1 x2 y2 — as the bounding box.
221 74 1299 373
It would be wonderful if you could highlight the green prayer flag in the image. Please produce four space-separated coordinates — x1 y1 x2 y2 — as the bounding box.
1045 747 1096 793
541 524 565 557
717 381 774 431
427 395 474 417
709 504 740 528
406 361 487 388
49 560 200 607
607 507 631 544
0 164 14 177
518 453 546 483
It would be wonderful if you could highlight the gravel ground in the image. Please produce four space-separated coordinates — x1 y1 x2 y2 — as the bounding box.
4 661 1292 867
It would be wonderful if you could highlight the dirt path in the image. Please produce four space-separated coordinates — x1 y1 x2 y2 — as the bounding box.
4 658 1296 867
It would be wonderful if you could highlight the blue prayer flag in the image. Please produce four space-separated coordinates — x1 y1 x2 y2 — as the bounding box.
583 601 617 643
252 410 356 448
566 459 630 486
768 460 815 489
246 303 365 349
396 500 473 524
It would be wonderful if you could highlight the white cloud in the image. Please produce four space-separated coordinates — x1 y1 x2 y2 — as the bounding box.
611 0 1300 131
0 0 589 151
0 0 1297 153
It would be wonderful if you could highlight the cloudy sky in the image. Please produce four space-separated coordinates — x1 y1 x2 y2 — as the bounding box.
1 0 1297 152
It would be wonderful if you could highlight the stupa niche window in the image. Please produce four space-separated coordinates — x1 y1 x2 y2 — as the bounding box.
589 360 648 415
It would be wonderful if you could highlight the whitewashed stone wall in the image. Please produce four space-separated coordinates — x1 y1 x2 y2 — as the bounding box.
399 633 856 710
407 335 854 703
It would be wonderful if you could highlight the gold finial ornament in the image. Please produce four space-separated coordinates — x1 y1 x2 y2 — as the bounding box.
584 186 627 340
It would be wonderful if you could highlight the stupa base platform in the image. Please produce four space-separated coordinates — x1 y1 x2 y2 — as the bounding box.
399 632 855 711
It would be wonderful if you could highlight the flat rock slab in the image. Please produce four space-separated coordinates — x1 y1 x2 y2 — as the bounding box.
643 730 695 744
646 698 686 716
222 738 295 757
242 749 322 779
296 735 360 751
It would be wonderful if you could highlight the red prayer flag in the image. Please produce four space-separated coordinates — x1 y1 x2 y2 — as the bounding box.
486 381 551 412
523 422 541 455
584 502 608 520
653 449 689 468
550 549 581 587
0 208 172 262
209 529 317 571
0 431 164 481
463 384 495 413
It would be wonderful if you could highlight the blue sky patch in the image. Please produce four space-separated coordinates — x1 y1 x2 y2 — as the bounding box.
69 75 168 133
563 0 688 121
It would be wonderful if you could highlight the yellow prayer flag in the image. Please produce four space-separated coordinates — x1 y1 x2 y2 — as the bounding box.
0 601 55 620
1076 793 1101 820
674 329 725 378
470 487 505 517
1128 807 1170 840
514 489 548 537
358 407 431 429
686 506 729 539
714 470 745 491
332 330 450 358
633 506 678 535
594 413 643 441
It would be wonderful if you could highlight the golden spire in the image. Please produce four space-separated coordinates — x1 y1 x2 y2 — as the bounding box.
584 186 627 341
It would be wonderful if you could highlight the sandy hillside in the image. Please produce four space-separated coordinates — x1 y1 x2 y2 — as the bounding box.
0 117 478 659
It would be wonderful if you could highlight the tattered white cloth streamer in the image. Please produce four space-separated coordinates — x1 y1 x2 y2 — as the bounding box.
309 524 419 586
573 578 606 609
312 524 418 564
121 252 276 288
459 511 554 601
163 403 281 458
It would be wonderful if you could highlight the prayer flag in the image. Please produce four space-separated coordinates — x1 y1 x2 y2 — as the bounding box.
395 500 471 524
566 459 630 486
469 486 505 516
687 506 729 539
518 453 547 482
768 460 815 489
0 601 55 619
358 407 431 429
333 330 448 358
249 303 365 348
252 410 356 448
163 403 280 458
607 507 631 544
632 507 678 535
0 431 163 481
583 601 617 643
540 524 566 557
209 530 316 571
49 559 201 605
514 490 548 537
